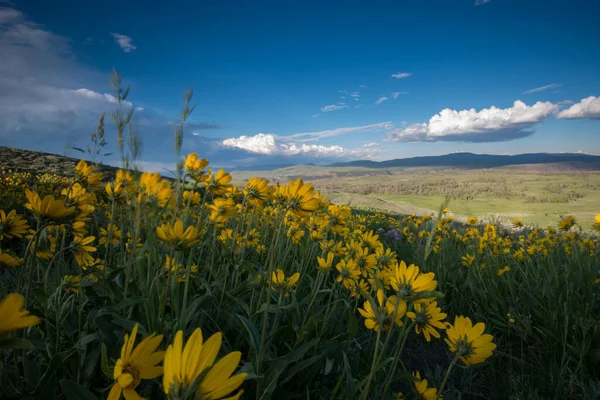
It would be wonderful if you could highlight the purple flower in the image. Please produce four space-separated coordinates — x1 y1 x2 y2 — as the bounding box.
386 229 400 241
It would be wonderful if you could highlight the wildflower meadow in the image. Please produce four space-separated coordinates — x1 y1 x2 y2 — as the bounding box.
0 75 599 400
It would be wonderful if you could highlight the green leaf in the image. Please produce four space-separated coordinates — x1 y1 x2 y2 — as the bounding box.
60 379 99 400
101 343 113 379
0 337 35 350
33 349 77 395
237 314 261 366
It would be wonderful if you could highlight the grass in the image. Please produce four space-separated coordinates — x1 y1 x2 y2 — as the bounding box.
234 166 600 229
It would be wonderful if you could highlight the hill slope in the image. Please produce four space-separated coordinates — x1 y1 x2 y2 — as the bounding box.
329 152 600 169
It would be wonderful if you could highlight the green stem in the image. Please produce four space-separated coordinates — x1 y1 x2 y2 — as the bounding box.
360 327 383 400
437 355 460 399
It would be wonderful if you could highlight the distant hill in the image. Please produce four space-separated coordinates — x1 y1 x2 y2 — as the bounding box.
328 152 600 169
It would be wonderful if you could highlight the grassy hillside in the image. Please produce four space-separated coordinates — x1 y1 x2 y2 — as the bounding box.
232 165 600 229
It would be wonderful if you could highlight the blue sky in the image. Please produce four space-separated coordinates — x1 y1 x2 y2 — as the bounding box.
1 0 599 170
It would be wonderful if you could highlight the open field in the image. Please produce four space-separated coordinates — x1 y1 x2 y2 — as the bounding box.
232 164 600 229
0 147 599 400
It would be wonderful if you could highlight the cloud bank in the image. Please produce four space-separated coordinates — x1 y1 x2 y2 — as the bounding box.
556 96 600 119
388 100 559 142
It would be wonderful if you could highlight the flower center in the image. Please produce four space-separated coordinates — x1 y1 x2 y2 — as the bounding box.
121 363 141 389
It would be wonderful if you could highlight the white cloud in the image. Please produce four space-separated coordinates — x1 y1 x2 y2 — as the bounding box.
391 91 407 99
363 142 381 148
392 72 412 79
340 96 346 99
349 92 360 101
311 113 320 118
556 96 600 119
475 0 490 5
111 33 136 53
522 83 562 94
359 84 367 88
557 100 574 106
0 7 21 23
192 132 200 136
375 96 388 105
320 103 346 112
222 133 277 155
71 88 134 107
135 106 144 111
221 122 394 158
388 100 559 142
221 133 374 158
288 121 394 142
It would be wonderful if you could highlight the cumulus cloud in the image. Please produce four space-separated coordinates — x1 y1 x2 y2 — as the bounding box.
221 122 393 159
392 72 412 79
111 33 136 52
375 96 388 105
388 100 559 142
221 133 372 158
321 103 346 112
522 83 562 94
222 133 277 155
556 96 600 120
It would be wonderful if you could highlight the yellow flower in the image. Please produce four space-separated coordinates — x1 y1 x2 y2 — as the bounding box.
63 275 82 293
243 177 273 208
24 189 76 225
389 261 437 300
207 198 236 227
467 216 478 225
100 224 122 246
205 168 233 196
108 323 164 400
512 218 523 228
317 252 335 271
270 269 300 296
444 316 496 366
164 255 198 282
0 293 41 334
163 328 247 400
350 279 369 298
106 181 126 201
0 249 22 268
282 178 319 218
139 171 174 208
72 236 96 267
497 266 510 276
359 230 381 251
352 245 377 277
183 153 209 173
558 215 576 232
406 301 447 342
75 159 102 186
0 209 29 240
593 214 600 232
461 254 475 267
358 289 406 331
413 371 441 400
507 313 516 324
374 247 397 269
156 219 203 250
335 259 360 289
182 190 202 206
